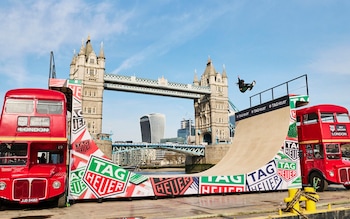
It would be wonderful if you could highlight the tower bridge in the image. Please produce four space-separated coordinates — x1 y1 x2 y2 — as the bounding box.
69 37 233 163
69 36 232 150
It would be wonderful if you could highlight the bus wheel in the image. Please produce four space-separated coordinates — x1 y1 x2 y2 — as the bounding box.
309 172 328 192
57 192 67 208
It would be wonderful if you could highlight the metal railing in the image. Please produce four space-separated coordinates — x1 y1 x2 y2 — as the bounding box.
249 74 308 107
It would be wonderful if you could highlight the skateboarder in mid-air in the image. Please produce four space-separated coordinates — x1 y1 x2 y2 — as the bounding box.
237 76 256 93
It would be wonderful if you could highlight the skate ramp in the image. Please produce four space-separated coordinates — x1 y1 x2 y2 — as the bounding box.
197 105 290 176
150 101 290 177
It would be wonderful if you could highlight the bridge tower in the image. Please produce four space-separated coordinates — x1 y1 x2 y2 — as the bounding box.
194 58 229 145
69 36 105 139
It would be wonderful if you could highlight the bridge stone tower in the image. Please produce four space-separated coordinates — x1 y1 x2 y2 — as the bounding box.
193 58 229 145
69 36 105 140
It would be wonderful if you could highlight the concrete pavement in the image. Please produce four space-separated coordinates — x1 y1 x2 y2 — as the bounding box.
1 186 350 219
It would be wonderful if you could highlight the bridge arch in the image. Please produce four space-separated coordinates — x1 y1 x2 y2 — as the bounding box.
203 133 212 144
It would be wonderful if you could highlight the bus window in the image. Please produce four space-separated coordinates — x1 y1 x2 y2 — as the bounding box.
326 143 340 153
37 151 64 164
37 100 63 115
336 113 350 123
320 113 334 123
50 152 64 164
326 143 340 159
314 144 323 159
303 113 318 125
0 143 28 165
5 99 34 114
341 143 350 160
306 144 313 159
38 152 48 164
296 115 301 126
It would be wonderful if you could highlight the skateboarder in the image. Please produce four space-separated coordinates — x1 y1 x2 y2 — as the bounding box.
237 76 256 93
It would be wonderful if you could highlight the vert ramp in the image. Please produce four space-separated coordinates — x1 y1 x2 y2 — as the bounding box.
198 105 291 176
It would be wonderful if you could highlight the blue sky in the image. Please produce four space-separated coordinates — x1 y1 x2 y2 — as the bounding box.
0 0 349 142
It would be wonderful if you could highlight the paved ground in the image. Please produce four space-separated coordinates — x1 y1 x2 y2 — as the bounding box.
1 186 350 219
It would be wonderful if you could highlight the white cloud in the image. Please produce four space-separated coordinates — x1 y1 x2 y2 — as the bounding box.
0 0 132 82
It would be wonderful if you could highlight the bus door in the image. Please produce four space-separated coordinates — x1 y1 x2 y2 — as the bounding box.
312 143 326 173
302 144 325 177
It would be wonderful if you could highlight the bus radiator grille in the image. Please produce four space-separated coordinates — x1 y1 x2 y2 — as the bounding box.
339 168 350 183
13 179 46 200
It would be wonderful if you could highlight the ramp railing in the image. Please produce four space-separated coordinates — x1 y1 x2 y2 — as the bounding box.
249 74 308 107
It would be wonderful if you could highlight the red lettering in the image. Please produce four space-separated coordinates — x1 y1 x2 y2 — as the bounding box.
68 84 82 99
200 185 243 194
151 177 194 196
93 175 102 190
84 171 126 197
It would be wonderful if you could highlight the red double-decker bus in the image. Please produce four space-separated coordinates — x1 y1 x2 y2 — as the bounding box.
297 104 350 191
0 88 68 207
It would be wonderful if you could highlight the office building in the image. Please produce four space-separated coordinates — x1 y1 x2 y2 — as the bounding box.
140 113 165 143
177 119 195 143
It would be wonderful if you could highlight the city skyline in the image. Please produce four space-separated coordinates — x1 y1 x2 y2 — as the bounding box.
0 1 350 142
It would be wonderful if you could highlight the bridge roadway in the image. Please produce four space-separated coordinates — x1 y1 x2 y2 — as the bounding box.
104 73 211 99
112 142 206 156
2 185 350 219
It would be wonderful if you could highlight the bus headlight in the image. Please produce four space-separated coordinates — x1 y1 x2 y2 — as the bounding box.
329 171 334 177
0 181 6 190
52 181 61 189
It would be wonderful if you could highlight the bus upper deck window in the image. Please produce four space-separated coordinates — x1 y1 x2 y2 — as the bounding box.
303 113 318 125
336 113 350 123
5 99 34 114
37 100 63 114
320 113 334 123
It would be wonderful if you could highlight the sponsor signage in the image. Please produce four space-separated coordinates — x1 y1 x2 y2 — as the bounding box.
83 156 130 198
71 108 85 134
284 140 299 161
68 79 82 99
70 167 88 196
277 160 297 181
246 160 282 191
151 177 194 196
200 175 245 194
236 95 289 121
289 95 309 109
74 140 91 153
